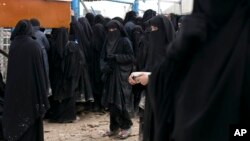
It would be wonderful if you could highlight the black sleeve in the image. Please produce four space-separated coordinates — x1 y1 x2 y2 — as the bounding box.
115 38 134 64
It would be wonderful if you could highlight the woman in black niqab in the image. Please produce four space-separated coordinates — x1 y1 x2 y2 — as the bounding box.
142 9 156 30
89 23 106 111
85 13 95 27
124 11 137 25
94 14 105 25
112 17 124 26
149 0 250 141
47 28 78 123
3 19 49 141
70 16 94 103
100 20 134 138
142 15 175 141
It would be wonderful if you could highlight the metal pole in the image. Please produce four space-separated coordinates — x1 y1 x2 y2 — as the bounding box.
132 0 139 15
158 0 161 14
179 0 182 14
71 0 80 18
80 0 89 14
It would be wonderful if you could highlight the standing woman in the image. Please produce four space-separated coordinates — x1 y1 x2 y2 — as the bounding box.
90 23 107 111
3 20 49 141
129 15 175 141
101 20 134 139
150 0 250 140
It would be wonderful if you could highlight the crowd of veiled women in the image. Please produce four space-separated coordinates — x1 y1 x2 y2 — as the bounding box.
1 0 250 140
0 8 183 140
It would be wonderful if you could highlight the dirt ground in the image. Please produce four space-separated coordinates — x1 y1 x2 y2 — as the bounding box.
44 112 139 141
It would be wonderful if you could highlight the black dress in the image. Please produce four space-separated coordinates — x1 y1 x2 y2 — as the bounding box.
149 0 250 141
141 15 175 141
3 20 49 141
100 20 134 131
47 28 77 123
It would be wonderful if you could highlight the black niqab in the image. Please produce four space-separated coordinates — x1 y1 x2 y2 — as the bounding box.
144 15 175 71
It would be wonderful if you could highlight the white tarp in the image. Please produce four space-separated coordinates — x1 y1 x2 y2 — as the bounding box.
80 0 193 17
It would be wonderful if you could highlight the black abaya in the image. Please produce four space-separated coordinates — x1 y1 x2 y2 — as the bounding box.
140 15 175 141
100 20 134 112
47 29 78 123
89 24 106 110
3 20 49 141
149 0 250 141
70 17 94 103
100 20 134 131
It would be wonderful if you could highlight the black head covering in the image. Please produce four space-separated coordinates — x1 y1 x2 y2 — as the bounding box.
124 11 137 24
106 20 127 37
106 20 127 55
142 9 156 22
135 17 143 26
10 20 33 40
149 0 250 141
78 17 93 42
85 13 95 26
104 17 111 26
131 25 143 57
30 18 40 26
94 14 105 25
146 15 175 51
112 17 124 26
51 28 69 58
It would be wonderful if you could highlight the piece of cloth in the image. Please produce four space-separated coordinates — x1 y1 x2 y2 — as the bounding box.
3 20 49 141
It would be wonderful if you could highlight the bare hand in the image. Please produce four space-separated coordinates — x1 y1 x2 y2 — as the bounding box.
135 74 149 86
128 74 137 85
